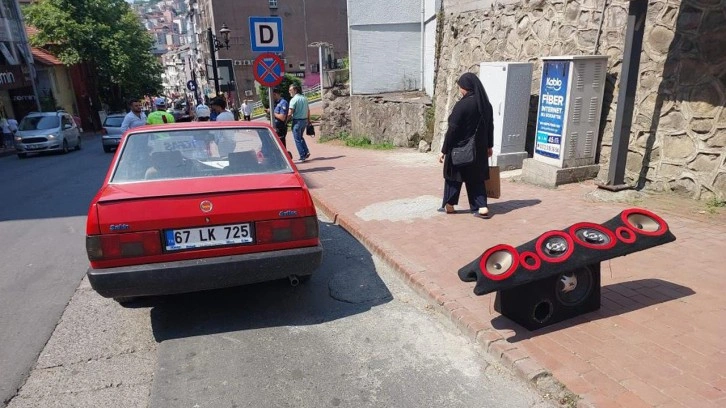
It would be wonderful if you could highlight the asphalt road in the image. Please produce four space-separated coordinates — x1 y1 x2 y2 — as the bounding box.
3 135 553 408
0 138 112 406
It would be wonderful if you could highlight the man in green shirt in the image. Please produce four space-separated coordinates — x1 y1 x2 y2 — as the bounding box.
146 97 176 125
287 84 311 161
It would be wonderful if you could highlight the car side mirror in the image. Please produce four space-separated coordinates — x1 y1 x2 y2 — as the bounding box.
63 124 72 130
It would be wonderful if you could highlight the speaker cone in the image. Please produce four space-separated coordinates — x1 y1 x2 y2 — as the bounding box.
615 226 636 243
519 251 541 271
555 267 595 306
478 244 519 281
621 208 667 236
535 231 574 263
569 222 616 250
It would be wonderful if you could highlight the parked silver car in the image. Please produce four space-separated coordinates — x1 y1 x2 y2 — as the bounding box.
101 113 125 153
14 111 82 159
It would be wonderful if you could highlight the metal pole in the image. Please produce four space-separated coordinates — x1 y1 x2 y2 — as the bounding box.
207 27 220 95
268 86 274 127
599 0 648 191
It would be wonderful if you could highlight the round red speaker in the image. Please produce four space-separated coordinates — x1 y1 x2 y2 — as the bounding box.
519 251 541 271
479 244 519 281
569 222 616 250
621 208 668 236
535 231 574 263
615 226 636 243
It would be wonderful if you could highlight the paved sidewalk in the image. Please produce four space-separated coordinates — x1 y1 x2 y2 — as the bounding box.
295 134 726 407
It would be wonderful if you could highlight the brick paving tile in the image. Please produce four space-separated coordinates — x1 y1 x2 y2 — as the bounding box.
300 140 726 407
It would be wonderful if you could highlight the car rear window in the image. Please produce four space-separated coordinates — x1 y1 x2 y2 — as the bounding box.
104 116 124 127
110 127 293 183
19 116 60 131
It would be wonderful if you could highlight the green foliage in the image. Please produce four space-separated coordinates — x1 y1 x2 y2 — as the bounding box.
320 130 394 150
256 74 302 108
706 197 726 214
25 0 162 107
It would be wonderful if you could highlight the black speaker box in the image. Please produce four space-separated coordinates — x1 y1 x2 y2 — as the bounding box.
458 208 676 295
494 263 601 331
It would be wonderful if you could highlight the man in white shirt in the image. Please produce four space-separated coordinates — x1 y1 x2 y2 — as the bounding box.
241 100 252 121
210 97 235 121
120 99 147 132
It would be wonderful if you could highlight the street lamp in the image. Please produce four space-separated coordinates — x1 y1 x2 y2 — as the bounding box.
208 23 231 96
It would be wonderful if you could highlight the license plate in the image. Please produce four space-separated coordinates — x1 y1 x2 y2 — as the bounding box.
26 143 44 150
164 223 253 251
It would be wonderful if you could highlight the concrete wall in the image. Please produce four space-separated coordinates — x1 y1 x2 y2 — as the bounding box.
423 0 440 97
433 0 726 200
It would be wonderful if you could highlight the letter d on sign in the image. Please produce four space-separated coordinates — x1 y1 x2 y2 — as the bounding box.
259 25 273 44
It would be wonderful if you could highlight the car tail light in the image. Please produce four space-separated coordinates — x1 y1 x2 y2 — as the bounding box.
86 231 162 261
256 217 318 244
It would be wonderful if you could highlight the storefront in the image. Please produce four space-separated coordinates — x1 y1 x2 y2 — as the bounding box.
0 64 35 120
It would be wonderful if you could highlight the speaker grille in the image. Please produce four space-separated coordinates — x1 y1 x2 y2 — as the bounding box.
479 244 519 281
569 222 616 249
555 267 595 306
536 231 574 263
621 208 667 236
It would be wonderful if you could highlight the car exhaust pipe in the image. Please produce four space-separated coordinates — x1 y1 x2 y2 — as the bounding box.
288 275 300 287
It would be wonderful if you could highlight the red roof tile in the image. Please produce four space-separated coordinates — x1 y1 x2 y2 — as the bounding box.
32 48 62 66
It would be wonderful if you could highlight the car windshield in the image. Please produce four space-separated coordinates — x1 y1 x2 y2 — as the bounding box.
19 116 60 131
110 127 293 183
104 116 124 127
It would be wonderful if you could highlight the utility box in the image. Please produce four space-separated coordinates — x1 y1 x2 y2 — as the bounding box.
479 62 532 170
533 55 608 168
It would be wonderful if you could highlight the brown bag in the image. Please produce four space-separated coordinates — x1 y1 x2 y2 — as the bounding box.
485 165 501 199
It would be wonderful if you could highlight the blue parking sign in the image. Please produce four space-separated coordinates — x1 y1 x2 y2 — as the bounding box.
249 17 284 53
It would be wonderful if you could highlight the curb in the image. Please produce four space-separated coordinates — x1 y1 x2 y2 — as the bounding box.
310 193 582 407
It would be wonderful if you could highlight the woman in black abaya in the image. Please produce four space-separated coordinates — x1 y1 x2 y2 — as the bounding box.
438 72 494 218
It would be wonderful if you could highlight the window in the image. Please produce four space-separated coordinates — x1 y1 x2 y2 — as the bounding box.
268 0 278 8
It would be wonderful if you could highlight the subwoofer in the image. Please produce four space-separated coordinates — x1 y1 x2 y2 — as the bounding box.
458 208 676 296
494 263 601 331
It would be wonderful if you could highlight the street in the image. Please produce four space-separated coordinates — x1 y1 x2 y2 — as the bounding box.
2 138 552 407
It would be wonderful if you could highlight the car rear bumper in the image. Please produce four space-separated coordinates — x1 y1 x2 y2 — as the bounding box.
101 137 121 147
87 245 323 298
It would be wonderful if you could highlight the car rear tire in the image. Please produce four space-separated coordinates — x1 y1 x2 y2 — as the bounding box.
17 153 27 159
103 146 112 153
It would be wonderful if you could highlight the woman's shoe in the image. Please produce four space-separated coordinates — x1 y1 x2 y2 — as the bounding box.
437 204 455 214
473 207 490 219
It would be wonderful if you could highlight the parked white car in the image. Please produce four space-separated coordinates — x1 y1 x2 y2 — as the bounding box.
14 111 82 159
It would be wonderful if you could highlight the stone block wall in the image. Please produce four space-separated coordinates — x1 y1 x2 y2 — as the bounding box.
350 92 433 148
320 85 352 139
434 0 726 200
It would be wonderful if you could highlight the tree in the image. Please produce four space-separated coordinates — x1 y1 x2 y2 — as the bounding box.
25 0 162 110
257 74 302 109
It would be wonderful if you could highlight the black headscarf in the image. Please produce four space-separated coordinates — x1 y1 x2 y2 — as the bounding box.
457 72 493 120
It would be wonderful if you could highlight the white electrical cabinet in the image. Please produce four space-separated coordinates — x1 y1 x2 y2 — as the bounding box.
479 62 532 170
534 55 608 168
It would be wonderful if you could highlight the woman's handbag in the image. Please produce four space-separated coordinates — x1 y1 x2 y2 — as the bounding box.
305 122 315 137
450 136 476 166
450 119 481 167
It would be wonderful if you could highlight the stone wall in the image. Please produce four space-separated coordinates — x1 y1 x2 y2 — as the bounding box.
350 92 433 148
320 84 352 139
434 0 726 200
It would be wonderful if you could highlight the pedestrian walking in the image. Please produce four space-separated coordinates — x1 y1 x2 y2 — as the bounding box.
210 97 235 121
438 72 494 219
265 88 289 147
241 100 252 121
120 99 147 132
146 97 175 125
8 117 17 135
286 84 311 161
195 104 211 121
0 117 9 148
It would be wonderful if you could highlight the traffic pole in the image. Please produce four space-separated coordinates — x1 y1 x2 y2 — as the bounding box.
269 86 274 128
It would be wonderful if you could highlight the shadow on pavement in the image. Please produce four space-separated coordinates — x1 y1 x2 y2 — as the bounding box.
147 219 393 342
304 155 346 162
298 166 335 174
491 278 695 342
488 199 542 216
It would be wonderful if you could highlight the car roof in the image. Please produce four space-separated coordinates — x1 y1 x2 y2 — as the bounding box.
127 121 276 134
25 111 66 117
105 114 126 118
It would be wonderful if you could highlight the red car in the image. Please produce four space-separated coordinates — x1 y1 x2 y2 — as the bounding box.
85 122 322 303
